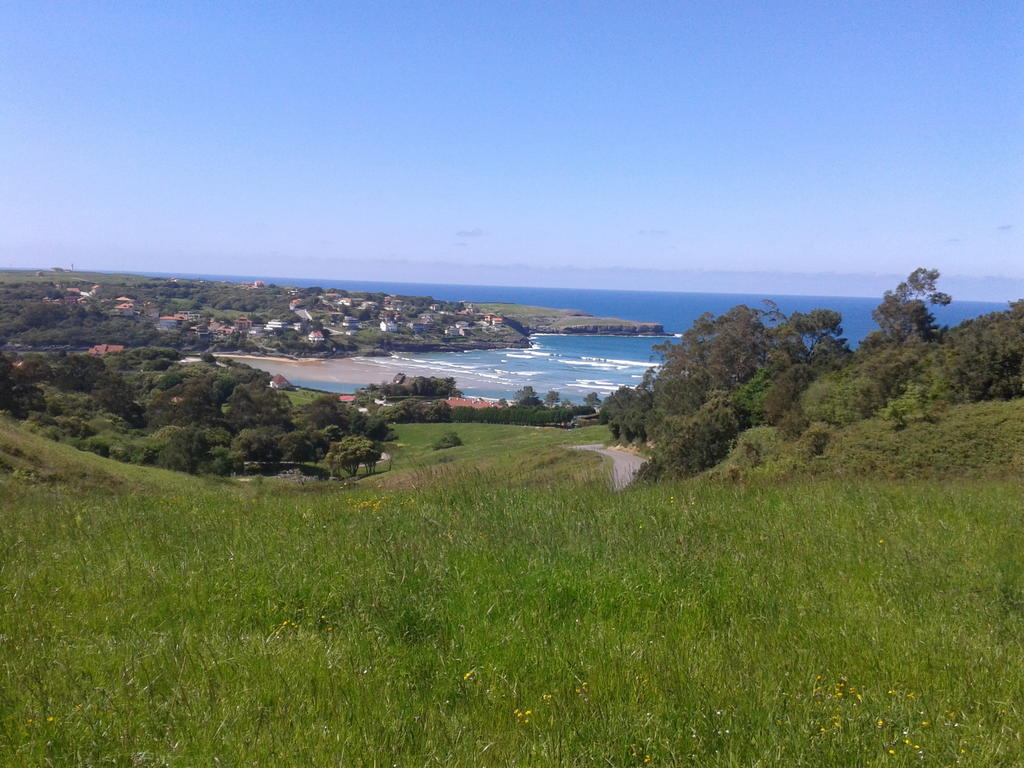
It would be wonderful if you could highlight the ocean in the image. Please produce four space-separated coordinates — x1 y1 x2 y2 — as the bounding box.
160 272 1009 400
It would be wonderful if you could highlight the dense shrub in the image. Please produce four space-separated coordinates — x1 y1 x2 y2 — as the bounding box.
431 431 463 450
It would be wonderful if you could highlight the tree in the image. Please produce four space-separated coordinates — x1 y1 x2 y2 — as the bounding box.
651 305 772 425
514 386 542 407
943 301 1024 401
583 392 602 408
279 430 325 462
647 391 740 478
301 394 353 431
869 267 951 345
600 385 653 443
50 354 107 393
146 376 223 428
92 374 144 426
544 390 561 407
156 426 212 474
225 381 293 432
231 428 284 463
325 436 381 478
770 308 849 369
0 354 43 417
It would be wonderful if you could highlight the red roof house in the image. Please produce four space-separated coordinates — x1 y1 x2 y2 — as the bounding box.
88 344 125 356
268 374 294 390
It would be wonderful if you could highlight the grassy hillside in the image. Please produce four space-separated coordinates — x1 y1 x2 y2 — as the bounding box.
3 456 1023 764
0 416 215 493
0 268 157 285
715 399 1024 481
373 422 611 489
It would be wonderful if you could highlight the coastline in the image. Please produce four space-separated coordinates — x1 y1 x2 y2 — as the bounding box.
218 352 520 393
218 354 399 388
219 333 666 399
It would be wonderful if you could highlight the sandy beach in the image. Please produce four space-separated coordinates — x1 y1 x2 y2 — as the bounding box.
219 354 408 389
219 335 662 399
218 353 522 394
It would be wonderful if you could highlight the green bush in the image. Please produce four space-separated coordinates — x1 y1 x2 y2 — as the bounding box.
431 430 463 450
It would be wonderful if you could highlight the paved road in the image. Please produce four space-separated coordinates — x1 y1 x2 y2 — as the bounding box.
574 444 646 490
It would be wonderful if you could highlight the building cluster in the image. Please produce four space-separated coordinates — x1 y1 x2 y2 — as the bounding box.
39 281 512 347
311 293 509 339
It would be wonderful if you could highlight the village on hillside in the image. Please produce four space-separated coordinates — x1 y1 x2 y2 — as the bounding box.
1 271 528 356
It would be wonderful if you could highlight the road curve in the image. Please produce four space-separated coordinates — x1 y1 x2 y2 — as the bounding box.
574 444 646 490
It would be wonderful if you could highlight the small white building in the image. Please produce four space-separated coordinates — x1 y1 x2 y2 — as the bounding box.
379 320 399 333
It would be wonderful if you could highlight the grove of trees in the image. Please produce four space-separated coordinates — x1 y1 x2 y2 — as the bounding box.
602 269 1024 479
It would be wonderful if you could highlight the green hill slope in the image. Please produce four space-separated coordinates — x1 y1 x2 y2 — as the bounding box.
3 461 1023 763
715 399 1024 481
371 422 610 489
0 417 217 493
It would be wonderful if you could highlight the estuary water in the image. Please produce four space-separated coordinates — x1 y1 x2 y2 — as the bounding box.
163 272 1010 400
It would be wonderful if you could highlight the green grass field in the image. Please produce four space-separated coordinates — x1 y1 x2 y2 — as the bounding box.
2 416 1022 765
372 422 610 489
476 302 575 317
0 269 154 284
283 386 343 407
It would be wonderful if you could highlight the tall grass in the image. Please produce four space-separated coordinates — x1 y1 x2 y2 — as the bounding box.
2 476 1022 765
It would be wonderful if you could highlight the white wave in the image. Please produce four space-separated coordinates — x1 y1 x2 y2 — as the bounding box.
510 371 541 376
504 353 535 358
566 380 621 392
558 359 618 369
581 356 653 367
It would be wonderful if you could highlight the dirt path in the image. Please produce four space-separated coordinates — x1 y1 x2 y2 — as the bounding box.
574 444 646 490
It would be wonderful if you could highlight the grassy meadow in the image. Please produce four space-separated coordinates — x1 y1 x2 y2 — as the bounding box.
373 422 611 489
2 425 1023 766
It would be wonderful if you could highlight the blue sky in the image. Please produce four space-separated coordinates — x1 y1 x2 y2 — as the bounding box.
1 1 1021 298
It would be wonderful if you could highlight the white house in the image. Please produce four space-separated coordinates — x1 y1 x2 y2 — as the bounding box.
379 320 399 332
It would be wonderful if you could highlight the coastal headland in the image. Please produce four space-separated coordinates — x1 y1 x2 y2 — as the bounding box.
476 302 665 335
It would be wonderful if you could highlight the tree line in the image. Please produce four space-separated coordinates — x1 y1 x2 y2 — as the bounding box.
0 348 389 477
601 269 1024 479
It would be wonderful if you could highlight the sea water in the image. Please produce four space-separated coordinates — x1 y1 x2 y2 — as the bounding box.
365 333 670 399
